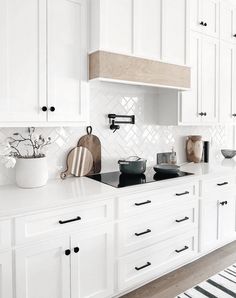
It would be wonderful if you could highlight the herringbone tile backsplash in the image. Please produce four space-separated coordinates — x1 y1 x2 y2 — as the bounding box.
0 81 234 186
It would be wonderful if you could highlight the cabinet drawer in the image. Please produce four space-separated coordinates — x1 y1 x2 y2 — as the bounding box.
117 183 197 219
118 230 197 291
14 200 113 245
201 175 235 196
0 220 11 250
117 200 198 255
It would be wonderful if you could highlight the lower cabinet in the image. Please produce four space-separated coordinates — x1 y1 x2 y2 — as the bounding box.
0 251 13 298
199 195 236 252
15 224 114 298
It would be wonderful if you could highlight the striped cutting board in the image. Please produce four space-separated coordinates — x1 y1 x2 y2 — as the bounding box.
176 263 236 298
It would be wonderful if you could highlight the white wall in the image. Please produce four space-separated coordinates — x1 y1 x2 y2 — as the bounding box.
0 81 234 186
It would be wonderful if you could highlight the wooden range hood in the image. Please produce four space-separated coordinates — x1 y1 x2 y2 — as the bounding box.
89 51 191 90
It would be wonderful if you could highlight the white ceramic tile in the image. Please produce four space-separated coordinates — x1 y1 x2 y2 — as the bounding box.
0 81 234 185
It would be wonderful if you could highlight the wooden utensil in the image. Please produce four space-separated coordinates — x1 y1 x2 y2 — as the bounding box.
77 126 101 174
60 146 93 179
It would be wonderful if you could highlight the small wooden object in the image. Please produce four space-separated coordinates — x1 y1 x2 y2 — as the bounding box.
60 146 93 179
77 126 101 174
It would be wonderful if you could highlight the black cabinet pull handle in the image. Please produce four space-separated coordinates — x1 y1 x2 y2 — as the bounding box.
135 200 151 206
42 106 47 112
65 249 71 256
175 246 189 253
74 247 79 253
135 229 151 237
175 216 189 223
220 201 228 206
59 216 81 224
135 262 151 271
50 106 55 112
175 191 189 197
217 182 228 186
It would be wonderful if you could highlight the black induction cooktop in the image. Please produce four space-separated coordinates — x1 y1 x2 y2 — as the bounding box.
87 167 193 188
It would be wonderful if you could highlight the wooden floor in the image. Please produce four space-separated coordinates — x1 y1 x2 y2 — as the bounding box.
121 241 236 298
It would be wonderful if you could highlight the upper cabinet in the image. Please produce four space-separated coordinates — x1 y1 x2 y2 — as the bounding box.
0 0 88 127
190 0 220 38
90 0 189 66
0 0 47 123
220 0 236 43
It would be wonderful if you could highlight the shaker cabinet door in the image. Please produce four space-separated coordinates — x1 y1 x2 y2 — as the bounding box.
0 251 12 298
200 35 219 123
15 237 71 298
133 0 161 60
47 0 87 123
0 0 47 123
220 1 236 43
71 224 114 298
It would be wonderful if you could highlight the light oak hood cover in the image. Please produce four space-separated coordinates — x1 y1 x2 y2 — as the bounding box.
89 51 190 90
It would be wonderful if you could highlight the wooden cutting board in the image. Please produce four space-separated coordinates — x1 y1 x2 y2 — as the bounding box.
60 146 93 179
77 126 101 174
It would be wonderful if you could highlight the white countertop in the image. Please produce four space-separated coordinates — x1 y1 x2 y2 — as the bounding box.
1 161 236 218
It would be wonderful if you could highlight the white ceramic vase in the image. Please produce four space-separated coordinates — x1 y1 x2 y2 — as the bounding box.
15 156 48 188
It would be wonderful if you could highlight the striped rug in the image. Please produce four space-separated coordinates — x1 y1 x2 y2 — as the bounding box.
176 263 236 297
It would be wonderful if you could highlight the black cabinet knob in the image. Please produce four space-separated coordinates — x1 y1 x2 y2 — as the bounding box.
50 106 55 112
233 34 236 37
65 249 71 256
204 22 207 26
232 114 236 117
199 112 204 116
203 112 207 116
42 106 47 112
74 247 79 253
200 21 204 26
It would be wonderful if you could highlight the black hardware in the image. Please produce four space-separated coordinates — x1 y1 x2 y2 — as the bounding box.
135 200 151 206
203 112 207 116
232 114 236 117
217 182 228 186
65 249 71 256
199 112 207 116
50 106 55 112
175 216 189 223
175 246 189 253
233 34 236 37
135 229 151 237
135 262 151 271
59 216 81 224
74 247 80 253
200 21 205 26
199 112 204 116
41 106 47 112
204 22 207 26
108 114 135 133
220 201 228 206
175 191 190 197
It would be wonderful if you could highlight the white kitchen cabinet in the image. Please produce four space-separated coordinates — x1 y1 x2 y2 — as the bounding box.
133 0 161 60
15 223 114 298
0 0 87 126
15 237 71 298
47 0 87 123
0 0 47 123
0 251 13 298
190 0 220 38
219 41 236 123
200 196 236 252
90 0 133 55
90 0 189 66
71 224 114 298
182 33 219 124
200 35 219 123
161 0 189 65
220 0 236 43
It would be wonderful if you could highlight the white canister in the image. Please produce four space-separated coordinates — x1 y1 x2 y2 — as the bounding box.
15 156 48 188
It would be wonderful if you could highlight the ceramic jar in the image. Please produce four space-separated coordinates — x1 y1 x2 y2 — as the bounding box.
186 135 203 163
15 156 48 188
